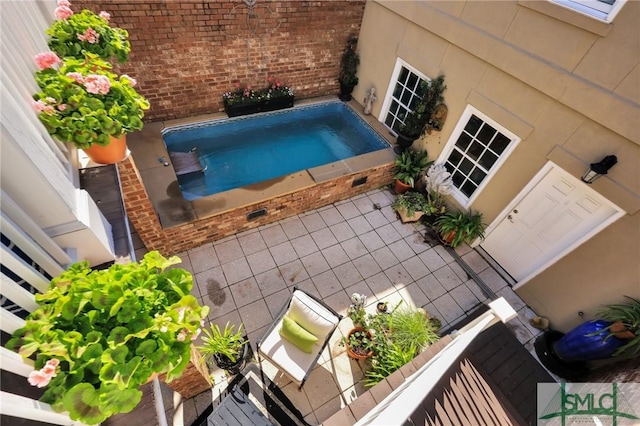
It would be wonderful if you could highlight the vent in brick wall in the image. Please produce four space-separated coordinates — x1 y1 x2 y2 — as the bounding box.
247 208 267 221
352 176 368 187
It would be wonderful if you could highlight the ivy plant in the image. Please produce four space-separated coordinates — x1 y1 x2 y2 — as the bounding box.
6 251 209 425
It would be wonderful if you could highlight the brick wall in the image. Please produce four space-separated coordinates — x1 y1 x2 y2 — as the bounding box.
118 156 395 254
73 0 366 121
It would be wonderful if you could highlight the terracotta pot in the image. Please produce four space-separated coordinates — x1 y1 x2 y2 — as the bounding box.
610 321 636 340
346 327 373 360
394 179 412 194
82 134 128 164
396 206 424 223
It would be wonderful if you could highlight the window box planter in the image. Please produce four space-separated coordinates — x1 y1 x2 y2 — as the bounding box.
223 95 295 117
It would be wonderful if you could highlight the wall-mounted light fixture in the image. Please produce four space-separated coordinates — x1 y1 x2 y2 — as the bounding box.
581 155 617 184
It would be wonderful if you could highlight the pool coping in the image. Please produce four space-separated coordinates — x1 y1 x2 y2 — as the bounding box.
126 96 397 229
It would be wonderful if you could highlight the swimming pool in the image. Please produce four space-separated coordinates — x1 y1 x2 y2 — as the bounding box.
161 101 391 200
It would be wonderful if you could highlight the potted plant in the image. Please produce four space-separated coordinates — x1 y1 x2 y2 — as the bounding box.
392 191 428 223
552 296 640 362
343 327 374 360
434 209 486 248
5 251 209 425
222 76 295 117
364 305 440 386
197 322 249 375
394 149 431 194
422 163 453 222
47 0 131 63
31 53 149 164
395 75 446 154
338 35 359 101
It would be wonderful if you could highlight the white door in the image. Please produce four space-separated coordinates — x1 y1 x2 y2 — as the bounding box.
482 163 623 285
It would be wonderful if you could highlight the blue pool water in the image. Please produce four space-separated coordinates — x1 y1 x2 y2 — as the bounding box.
162 101 390 200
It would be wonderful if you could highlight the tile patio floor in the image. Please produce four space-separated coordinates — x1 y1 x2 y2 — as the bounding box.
134 186 548 425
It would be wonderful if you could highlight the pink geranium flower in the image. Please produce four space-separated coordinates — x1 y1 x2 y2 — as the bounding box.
32 100 56 115
176 331 187 342
83 74 111 95
99 11 111 21
58 104 67 111
54 5 73 20
34 52 61 70
77 28 100 44
121 74 137 86
41 364 57 377
57 0 71 6
27 370 52 388
46 358 60 368
66 72 84 84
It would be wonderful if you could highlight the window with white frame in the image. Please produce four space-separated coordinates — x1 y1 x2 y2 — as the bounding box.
381 60 429 135
550 0 626 22
437 106 520 207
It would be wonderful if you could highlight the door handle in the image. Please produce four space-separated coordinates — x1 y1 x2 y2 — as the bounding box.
507 214 514 222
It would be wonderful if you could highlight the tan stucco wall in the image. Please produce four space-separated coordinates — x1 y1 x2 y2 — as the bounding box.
358 0 640 331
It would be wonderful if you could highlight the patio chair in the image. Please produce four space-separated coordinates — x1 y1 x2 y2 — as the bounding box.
256 287 343 389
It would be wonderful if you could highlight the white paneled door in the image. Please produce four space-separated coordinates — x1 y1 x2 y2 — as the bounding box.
481 163 623 287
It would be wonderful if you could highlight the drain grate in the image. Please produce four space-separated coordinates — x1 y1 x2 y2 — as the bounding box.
247 208 267 221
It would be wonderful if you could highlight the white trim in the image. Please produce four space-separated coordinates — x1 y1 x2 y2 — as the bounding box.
0 245 49 293
1 273 39 313
0 307 26 334
379 58 430 136
436 105 521 208
1 346 34 378
550 0 626 23
481 161 625 290
0 391 86 426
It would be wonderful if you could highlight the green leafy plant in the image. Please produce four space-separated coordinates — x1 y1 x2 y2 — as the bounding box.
365 305 440 387
32 54 149 149
197 322 247 370
595 296 640 356
338 35 360 87
434 209 486 248
398 75 446 138
47 1 131 63
341 328 374 358
392 191 428 217
6 251 209 425
394 149 432 187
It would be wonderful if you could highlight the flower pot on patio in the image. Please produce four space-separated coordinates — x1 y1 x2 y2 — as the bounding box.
262 95 295 112
224 99 262 117
345 327 373 360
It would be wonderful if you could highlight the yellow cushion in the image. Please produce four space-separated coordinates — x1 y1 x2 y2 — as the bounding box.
279 315 318 354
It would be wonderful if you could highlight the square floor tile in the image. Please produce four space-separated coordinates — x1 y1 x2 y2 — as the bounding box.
301 251 331 277
433 265 463 291
200 287 237 321
259 224 288 247
228 278 262 308
416 274 447 301
195 266 228 297
333 261 364 288
384 264 412 289
237 299 272 334
311 228 339 250
318 206 345 226
322 244 350 268
399 282 429 309
303 367 342 411
300 211 327 233
280 216 309 239
386 239 415 262
402 256 430 281
404 232 430 255
269 241 299 266
375 223 403 245
418 248 447 272
341 237 368 260
432 293 465 324
449 283 481 312
352 254 382 280
220 257 253 285
278 259 310 286
264 288 292 318
312 269 342 298
461 250 490 273
358 230 385 252
364 209 389 229
188 244 220 273
347 216 373 236
330 221 356 243
214 239 244 265
352 195 376 215
365 272 396 299
254 267 288 297
238 232 268 256
370 246 399 270
291 234 320 258
335 201 361 220
479 267 509 293
245 249 277 276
